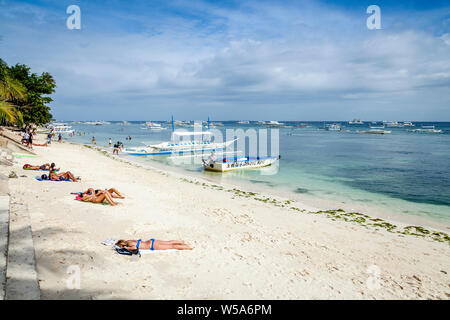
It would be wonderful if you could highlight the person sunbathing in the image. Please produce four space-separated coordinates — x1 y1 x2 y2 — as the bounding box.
83 188 124 199
77 191 118 206
24 163 51 170
48 171 78 182
115 239 192 251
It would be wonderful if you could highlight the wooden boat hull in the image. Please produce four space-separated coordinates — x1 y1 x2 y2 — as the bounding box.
203 156 279 172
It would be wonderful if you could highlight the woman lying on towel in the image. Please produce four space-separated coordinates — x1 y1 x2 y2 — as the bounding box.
42 171 78 182
82 187 125 199
115 239 193 251
77 191 118 206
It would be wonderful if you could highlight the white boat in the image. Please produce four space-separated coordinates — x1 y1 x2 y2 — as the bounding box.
84 121 110 125
349 119 364 124
47 123 74 134
383 121 403 127
257 121 267 125
236 120 250 124
124 131 237 156
359 127 391 134
403 121 414 127
266 120 287 128
408 126 442 133
203 155 279 172
326 123 342 131
145 122 166 130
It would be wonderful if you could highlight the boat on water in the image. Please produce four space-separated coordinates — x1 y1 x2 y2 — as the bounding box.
84 121 110 125
236 120 250 124
295 123 311 128
408 125 443 133
145 122 166 130
257 121 267 125
47 123 74 134
359 127 392 134
383 121 403 127
124 131 237 156
266 120 289 128
403 121 414 127
202 155 279 172
348 119 364 125
326 123 342 131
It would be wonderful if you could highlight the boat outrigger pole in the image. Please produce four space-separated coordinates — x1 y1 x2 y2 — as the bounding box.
208 116 210 130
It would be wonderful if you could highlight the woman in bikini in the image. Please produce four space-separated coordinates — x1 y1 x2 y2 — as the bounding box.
48 170 78 182
83 188 124 199
23 163 51 170
115 239 192 251
78 191 118 206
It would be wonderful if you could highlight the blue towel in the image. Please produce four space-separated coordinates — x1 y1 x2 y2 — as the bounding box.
34 177 71 182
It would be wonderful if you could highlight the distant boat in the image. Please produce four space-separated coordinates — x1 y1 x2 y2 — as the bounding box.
203 155 279 172
47 123 74 134
359 127 392 134
326 123 342 131
257 121 267 125
145 122 166 130
266 120 289 128
383 121 403 127
236 120 250 124
402 121 414 127
408 125 442 133
348 119 364 124
295 123 311 128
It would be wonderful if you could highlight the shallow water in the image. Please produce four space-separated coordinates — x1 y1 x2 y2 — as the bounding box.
63 121 450 226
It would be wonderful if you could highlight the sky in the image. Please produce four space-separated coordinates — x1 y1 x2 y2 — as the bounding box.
0 0 449 121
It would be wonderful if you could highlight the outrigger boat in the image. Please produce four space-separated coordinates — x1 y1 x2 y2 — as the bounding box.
203 155 280 172
124 132 237 156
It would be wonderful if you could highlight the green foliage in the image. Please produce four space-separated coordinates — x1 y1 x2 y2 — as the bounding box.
7 63 56 126
0 58 55 126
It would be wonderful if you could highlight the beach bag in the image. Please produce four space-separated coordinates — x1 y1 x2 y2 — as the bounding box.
23 164 31 169
115 246 140 256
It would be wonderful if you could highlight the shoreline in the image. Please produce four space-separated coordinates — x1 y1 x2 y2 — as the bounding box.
2 128 450 299
79 141 450 234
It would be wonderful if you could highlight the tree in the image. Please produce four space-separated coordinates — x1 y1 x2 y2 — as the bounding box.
8 63 56 126
0 59 25 126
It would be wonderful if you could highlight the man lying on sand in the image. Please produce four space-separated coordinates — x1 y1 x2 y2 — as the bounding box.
115 239 193 251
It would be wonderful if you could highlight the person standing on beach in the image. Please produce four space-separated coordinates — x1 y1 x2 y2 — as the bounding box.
113 142 119 155
109 138 112 147
27 130 33 149
47 133 52 144
58 134 62 142
92 136 96 145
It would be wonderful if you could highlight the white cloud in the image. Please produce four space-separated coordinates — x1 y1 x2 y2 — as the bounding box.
0 0 449 120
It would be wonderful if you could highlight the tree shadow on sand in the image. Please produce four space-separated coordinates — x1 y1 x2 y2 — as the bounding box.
7 225 127 300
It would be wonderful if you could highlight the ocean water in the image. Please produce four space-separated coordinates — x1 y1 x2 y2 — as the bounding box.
62 121 450 227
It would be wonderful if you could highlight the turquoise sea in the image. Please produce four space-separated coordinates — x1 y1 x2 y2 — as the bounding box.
62 121 450 227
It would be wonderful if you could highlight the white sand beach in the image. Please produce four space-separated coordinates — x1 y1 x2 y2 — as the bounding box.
2 132 450 300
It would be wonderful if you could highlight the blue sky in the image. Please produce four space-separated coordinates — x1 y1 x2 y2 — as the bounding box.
0 0 449 121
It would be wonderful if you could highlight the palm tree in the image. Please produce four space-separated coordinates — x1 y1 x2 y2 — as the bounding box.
0 60 26 126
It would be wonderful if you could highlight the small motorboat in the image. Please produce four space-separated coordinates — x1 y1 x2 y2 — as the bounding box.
202 156 280 172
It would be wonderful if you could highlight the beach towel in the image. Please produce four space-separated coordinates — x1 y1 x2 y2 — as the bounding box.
34 176 71 181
